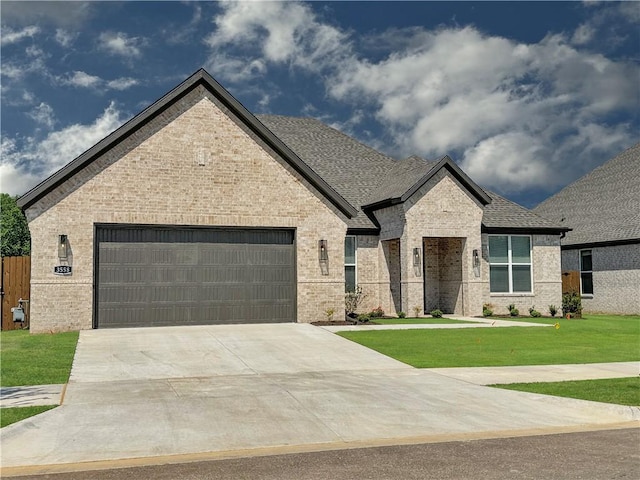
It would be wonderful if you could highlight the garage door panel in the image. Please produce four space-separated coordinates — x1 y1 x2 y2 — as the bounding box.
96 227 295 328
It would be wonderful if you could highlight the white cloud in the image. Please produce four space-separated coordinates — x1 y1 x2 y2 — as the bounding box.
205 1 351 80
0 25 40 45
571 24 595 45
25 44 46 58
204 2 638 194
56 71 139 91
98 31 145 59
0 103 125 196
54 29 76 47
63 70 102 88
27 102 56 128
106 77 139 91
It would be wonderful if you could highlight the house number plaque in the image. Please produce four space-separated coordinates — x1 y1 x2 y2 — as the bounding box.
53 265 73 275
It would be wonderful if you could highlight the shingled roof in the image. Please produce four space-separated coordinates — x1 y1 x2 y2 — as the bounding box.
15 67 569 235
257 115 398 229
259 115 566 233
533 143 640 247
483 191 566 232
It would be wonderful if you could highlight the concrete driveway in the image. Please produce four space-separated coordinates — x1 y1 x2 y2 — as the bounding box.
1 323 638 473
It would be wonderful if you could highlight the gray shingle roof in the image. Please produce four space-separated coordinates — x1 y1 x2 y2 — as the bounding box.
258 115 565 232
257 115 398 229
364 155 437 205
533 143 640 246
483 191 564 231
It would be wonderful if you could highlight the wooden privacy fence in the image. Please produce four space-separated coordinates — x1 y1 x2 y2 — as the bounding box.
562 270 580 294
1 256 31 331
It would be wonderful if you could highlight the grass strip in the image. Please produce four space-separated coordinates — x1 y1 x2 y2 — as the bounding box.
338 315 639 367
1 405 57 428
0 330 79 387
494 377 640 406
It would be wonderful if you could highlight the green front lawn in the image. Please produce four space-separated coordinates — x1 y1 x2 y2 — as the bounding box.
338 315 640 368
494 377 640 406
373 317 477 325
0 330 79 387
1 406 57 428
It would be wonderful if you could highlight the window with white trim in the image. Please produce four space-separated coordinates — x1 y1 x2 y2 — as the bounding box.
580 249 593 295
344 236 357 293
488 235 532 293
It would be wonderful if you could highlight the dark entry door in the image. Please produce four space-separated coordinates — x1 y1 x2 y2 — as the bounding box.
96 226 295 328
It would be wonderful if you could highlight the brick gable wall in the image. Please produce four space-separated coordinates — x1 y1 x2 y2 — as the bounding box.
26 88 348 332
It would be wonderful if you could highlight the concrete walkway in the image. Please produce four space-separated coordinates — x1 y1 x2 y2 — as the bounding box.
428 362 640 385
0 384 65 408
1 323 638 476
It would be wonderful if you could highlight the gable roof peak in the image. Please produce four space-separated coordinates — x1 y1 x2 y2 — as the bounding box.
17 69 357 218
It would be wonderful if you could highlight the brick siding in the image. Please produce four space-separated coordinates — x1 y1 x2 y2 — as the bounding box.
562 243 640 315
26 88 348 332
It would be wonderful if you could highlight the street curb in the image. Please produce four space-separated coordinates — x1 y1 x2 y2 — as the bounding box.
2 421 638 477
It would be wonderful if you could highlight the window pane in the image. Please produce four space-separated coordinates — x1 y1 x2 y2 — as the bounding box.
345 266 356 292
580 250 592 271
489 236 508 263
344 237 356 264
581 272 593 295
511 236 531 263
490 266 509 292
512 265 532 292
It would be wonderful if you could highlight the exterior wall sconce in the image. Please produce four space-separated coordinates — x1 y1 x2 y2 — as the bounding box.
413 247 422 277
319 239 329 275
58 235 69 261
473 248 481 277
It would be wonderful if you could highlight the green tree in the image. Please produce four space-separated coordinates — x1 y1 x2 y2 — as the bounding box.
1 193 31 256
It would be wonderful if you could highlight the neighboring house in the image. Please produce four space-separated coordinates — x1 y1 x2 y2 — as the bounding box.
534 143 640 315
18 69 568 332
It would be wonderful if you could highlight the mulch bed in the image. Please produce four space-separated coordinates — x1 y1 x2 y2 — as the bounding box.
312 320 359 326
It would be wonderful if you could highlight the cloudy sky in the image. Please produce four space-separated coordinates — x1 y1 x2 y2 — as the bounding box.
1 1 638 207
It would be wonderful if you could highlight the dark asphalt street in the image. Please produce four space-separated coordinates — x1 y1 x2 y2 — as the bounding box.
10 427 640 480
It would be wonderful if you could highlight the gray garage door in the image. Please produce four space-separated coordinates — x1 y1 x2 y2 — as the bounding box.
95 226 296 328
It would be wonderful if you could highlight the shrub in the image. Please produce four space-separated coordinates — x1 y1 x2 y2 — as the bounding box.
397 311 406 318
430 309 443 318
369 306 385 318
562 291 582 317
345 286 367 316
548 305 558 317
528 306 542 318
356 313 371 323
482 303 494 317
413 306 422 317
325 308 335 322
507 303 519 317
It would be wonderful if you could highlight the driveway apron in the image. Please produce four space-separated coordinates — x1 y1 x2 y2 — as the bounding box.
1 323 638 470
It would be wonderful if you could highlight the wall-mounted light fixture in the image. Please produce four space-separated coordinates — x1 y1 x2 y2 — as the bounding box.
58 235 68 261
473 248 481 277
413 247 422 277
319 239 329 275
